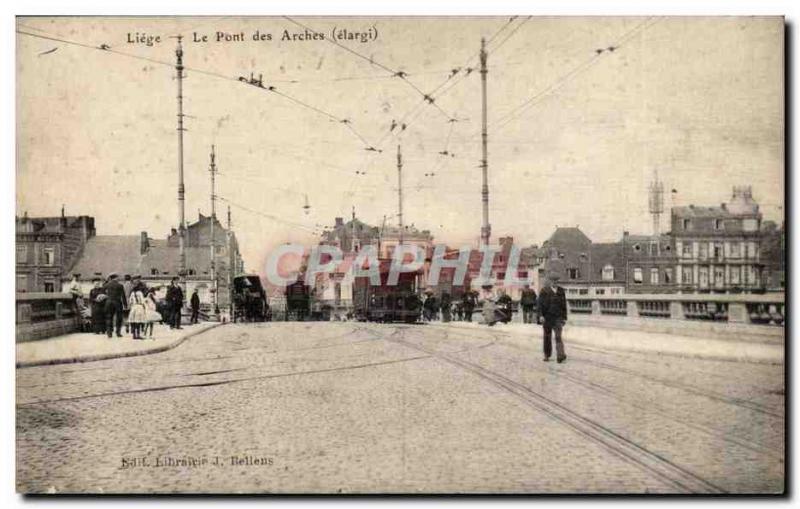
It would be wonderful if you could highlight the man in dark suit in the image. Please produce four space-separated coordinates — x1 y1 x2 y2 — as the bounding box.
190 289 200 324
103 273 126 338
537 272 568 363
166 277 184 329
520 284 538 324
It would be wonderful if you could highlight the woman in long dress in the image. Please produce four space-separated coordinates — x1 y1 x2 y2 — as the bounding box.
128 288 147 339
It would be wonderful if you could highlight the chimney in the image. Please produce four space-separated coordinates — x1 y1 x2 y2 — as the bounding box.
721 203 727 210
140 232 150 254
335 217 344 228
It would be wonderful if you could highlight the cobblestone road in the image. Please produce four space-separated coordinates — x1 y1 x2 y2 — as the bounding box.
16 322 784 494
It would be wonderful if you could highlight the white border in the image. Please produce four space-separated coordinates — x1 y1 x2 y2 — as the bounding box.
3 1 796 507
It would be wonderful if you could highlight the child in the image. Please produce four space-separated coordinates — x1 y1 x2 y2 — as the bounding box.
128 287 147 340
144 289 161 340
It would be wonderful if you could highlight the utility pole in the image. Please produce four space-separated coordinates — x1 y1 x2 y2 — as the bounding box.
175 35 187 288
226 205 234 320
479 37 491 247
209 144 218 318
397 144 404 245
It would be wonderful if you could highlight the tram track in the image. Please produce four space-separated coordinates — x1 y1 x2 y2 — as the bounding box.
387 330 727 494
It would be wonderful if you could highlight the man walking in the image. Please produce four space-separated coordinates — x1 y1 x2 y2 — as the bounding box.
462 291 476 322
103 273 126 338
520 284 538 324
190 288 200 324
440 292 452 322
166 277 184 330
537 272 568 363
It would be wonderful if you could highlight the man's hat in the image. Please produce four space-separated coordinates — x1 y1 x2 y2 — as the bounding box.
547 271 561 280
132 274 142 279
108 272 119 279
91 277 102 282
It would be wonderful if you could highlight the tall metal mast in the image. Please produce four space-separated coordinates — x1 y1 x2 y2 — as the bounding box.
480 37 491 247
397 144 404 245
209 145 218 315
175 35 187 280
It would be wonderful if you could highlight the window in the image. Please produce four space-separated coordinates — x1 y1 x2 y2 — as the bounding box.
151 268 159 275
730 242 740 257
742 218 758 232
567 288 579 295
682 219 692 230
698 243 708 260
601 264 615 281
595 289 605 295
682 269 692 284
567 268 580 280
609 288 622 295
16 275 27 292
682 242 692 257
730 267 741 285
44 281 55 293
714 267 725 288
713 243 723 260
664 268 673 284
650 268 659 285
334 282 342 305
43 247 55 266
16 246 27 265
649 243 657 256
714 219 724 230
698 267 709 288
578 288 589 295
633 267 643 284
633 243 641 252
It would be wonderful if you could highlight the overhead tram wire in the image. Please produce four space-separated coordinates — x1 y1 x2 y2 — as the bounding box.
283 16 455 122
216 196 317 233
17 28 376 151
338 15 525 210
488 16 662 134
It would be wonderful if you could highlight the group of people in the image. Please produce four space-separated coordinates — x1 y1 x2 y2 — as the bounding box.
419 273 569 364
68 274 190 340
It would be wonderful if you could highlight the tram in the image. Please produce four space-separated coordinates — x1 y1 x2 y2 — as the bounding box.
352 260 422 323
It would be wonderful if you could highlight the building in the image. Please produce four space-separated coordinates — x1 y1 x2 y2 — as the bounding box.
671 186 765 293
760 220 785 292
67 212 244 308
530 228 626 297
16 212 95 293
622 233 679 293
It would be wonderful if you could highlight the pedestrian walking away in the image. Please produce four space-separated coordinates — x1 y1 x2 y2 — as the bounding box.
537 272 568 363
103 273 126 338
190 288 200 324
520 284 537 324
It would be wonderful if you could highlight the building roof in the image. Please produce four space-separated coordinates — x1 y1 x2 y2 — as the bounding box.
69 235 217 279
589 242 625 281
544 227 592 249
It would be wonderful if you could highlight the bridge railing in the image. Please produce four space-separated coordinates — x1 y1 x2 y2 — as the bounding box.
16 292 82 342
568 293 785 326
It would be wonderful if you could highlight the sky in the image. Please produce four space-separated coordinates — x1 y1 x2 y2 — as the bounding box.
16 16 784 273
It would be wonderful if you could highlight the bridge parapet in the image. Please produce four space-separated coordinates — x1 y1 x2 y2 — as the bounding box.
16 292 81 342
567 293 785 327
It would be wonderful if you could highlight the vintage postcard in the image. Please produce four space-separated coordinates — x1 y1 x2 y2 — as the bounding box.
15 15 784 494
